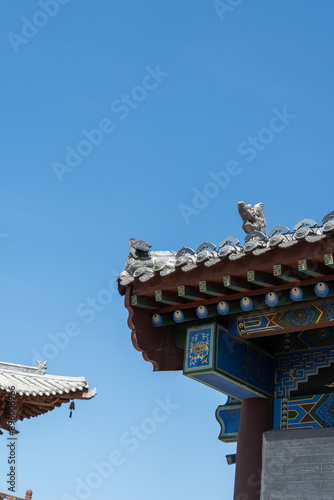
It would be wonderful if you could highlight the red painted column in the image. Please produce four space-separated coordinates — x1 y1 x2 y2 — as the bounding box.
233 398 273 500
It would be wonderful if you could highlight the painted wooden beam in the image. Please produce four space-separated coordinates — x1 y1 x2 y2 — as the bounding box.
289 286 315 302
196 304 226 319
155 289 180 305
178 285 206 301
273 264 298 282
223 275 250 292
173 309 196 323
131 295 156 309
298 259 327 277
199 280 225 296
265 291 290 307
218 297 267 316
196 302 230 319
217 301 241 316
151 313 175 327
247 270 275 287
313 282 334 298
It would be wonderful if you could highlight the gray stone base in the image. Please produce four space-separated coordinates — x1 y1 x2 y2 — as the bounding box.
261 428 334 500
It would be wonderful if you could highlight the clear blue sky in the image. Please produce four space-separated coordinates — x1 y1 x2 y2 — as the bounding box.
1 1 334 498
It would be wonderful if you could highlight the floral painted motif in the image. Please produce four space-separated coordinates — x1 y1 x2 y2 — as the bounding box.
189 332 210 367
284 307 315 327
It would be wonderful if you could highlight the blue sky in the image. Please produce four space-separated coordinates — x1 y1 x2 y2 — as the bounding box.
1 1 334 498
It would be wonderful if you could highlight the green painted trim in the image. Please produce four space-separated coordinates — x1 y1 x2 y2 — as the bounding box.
247 270 274 287
178 285 203 300
223 275 249 291
298 259 323 277
199 280 224 296
155 290 179 305
131 295 156 309
273 264 296 282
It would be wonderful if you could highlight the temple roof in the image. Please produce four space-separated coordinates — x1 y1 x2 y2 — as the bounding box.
0 361 96 432
118 212 334 290
117 209 334 372
0 361 93 397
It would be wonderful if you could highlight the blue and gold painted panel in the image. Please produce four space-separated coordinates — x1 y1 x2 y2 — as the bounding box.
275 347 334 399
183 325 215 373
183 323 274 400
274 393 334 430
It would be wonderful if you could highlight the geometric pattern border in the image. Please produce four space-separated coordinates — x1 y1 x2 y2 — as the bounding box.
275 347 334 398
274 393 334 430
229 300 334 337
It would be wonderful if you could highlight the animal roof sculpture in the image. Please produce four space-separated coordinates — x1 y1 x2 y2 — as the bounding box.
238 201 266 235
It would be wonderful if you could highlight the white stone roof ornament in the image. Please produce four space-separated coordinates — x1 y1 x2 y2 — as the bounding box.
36 359 47 374
238 201 266 235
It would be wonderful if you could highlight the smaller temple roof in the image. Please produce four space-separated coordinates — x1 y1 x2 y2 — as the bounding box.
0 360 96 432
0 361 93 397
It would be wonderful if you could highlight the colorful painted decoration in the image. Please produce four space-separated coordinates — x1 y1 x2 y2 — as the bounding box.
152 313 162 327
216 398 241 442
217 301 229 315
240 297 253 311
173 310 184 323
274 394 334 430
265 292 279 307
183 323 274 400
187 329 211 368
314 281 329 298
290 327 334 351
196 305 208 319
290 287 303 301
229 300 334 337
275 346 334 398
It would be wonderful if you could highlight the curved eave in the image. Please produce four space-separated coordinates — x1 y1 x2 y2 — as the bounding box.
0 366 96 432
125 287 183 371
121 233 334 371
